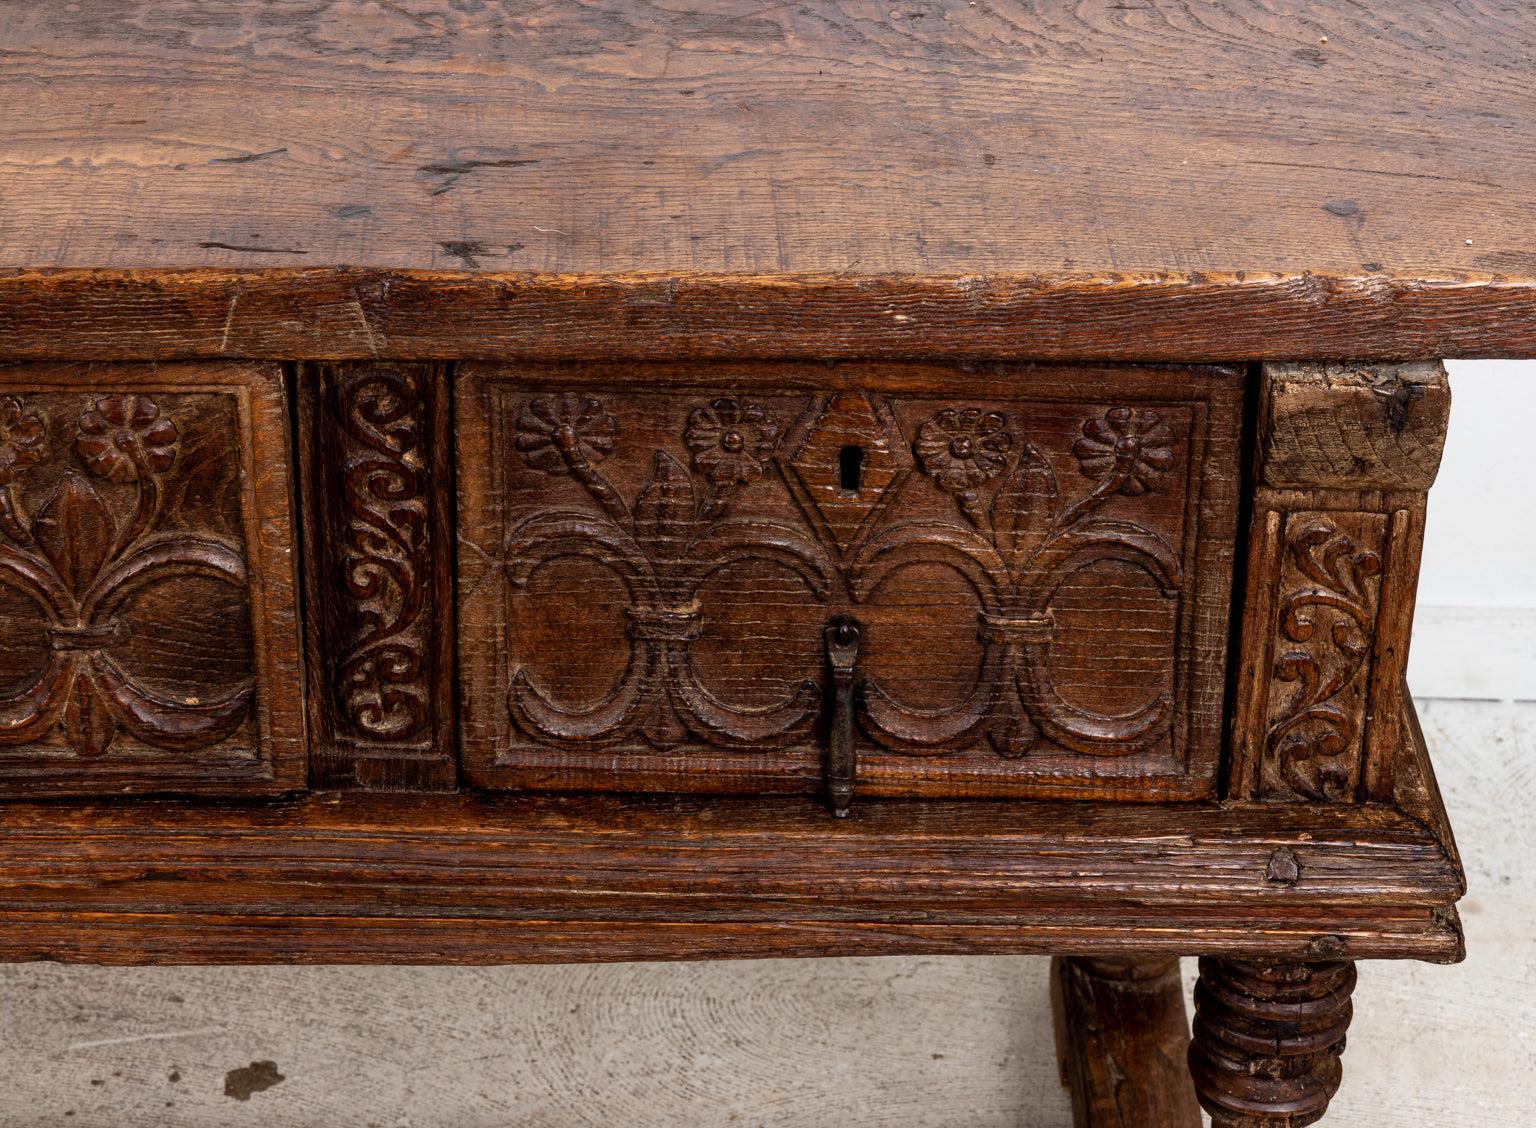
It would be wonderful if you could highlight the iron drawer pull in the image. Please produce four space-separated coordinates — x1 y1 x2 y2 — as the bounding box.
823 614 862 817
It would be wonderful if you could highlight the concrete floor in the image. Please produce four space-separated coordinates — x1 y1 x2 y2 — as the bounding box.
1 698 1531 1127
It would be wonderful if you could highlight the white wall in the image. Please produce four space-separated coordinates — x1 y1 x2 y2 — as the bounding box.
1408 360 1536 701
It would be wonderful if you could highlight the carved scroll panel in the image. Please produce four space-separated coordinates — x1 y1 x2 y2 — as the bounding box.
300 364 455 790
457 363 1241 800
0 362 304 796
1254 511 1387 801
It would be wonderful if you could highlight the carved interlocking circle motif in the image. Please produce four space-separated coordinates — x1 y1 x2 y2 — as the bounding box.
500 390 1186 761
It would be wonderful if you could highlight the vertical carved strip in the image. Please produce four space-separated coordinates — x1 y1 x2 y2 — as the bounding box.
1232 362 1448 802
300 363 455 790
1261 509 1386 802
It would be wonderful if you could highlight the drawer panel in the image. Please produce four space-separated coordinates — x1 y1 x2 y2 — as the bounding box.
0 362 305 796
457 362 1241 800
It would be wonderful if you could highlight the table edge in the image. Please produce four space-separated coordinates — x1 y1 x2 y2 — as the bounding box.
3 268 1535 362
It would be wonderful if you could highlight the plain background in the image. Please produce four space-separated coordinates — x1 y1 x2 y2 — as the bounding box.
1409 359 1536 700
0 359 1530 1126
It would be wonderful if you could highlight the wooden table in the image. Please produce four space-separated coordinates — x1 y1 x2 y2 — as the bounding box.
3 3 1529 1123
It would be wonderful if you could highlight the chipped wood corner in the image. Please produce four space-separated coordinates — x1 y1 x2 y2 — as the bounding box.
1259 361 1451 491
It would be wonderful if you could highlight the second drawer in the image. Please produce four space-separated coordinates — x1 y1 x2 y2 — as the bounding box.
455 361 1242 801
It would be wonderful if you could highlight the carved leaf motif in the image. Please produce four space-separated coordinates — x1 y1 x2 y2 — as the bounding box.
33 472 115 601
62 669 117 759
331 368 432 746
90 652 252 752
990 440 1058 578
633 451 696 565
0 655 71 748
161 425 242 540
1264 517 1384 801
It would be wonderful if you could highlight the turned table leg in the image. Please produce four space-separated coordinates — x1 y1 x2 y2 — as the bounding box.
1187 958 1357 1127
1051 956 1201 1127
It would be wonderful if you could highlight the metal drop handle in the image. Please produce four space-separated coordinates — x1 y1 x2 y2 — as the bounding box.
824 615 862 817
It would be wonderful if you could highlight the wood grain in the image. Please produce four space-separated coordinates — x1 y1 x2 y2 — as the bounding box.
1261 363 1452 491
1052 956 1201 1128
2 2 1536 359
0 361 304 795
456 360 1240 800
2 1 1532 280
4 268 1536 366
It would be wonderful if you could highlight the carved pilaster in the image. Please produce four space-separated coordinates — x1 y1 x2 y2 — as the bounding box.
1188 958 1356 1127
1232 362 1449 802
299 363 456 790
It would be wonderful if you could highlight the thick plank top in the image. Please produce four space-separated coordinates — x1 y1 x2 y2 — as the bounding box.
2 1 1535 361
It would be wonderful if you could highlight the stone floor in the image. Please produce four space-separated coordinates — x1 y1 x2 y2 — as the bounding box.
1 698 1530 1127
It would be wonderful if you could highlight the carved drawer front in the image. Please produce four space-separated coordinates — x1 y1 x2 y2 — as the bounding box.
0 363 304 796
458 363 1241 801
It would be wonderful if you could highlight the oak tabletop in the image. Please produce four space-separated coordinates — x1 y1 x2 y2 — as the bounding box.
2 1 1534 361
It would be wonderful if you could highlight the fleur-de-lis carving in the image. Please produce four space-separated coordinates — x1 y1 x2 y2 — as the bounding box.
0 395 252 759
509 394 831 750
860 404 1184 759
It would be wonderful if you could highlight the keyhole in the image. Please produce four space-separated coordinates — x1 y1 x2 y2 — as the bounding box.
838 444 865 494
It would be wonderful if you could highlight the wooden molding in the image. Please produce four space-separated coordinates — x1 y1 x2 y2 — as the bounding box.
0 694 1464 965
3 271 1536 364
